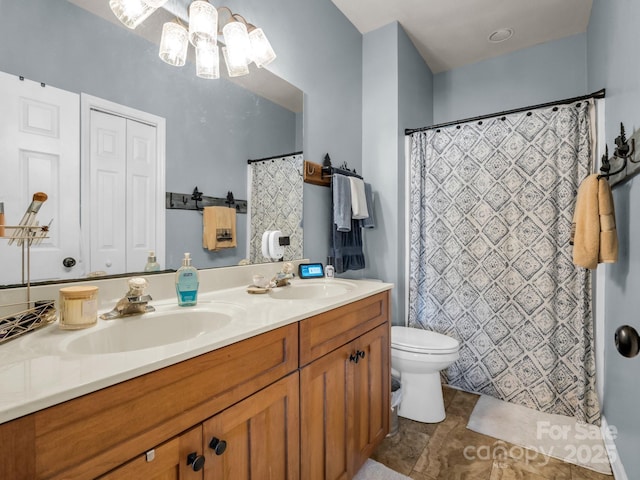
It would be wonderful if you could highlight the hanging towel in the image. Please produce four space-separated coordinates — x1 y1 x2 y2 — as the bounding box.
571 174 618 269
360 182 375 229
331 219 365 273
349 176 369 219
203 206 237 251
333 174 352 232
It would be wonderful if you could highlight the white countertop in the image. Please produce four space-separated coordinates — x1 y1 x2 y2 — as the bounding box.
0 277 392 424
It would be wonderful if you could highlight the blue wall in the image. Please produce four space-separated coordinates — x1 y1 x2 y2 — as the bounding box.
433 33 588 124
362 22 433 324
588 0 640 477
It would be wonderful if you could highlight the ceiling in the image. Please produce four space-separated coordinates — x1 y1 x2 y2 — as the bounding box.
331 0 593 73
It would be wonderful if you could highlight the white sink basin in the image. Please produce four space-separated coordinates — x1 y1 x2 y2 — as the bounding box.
268 280 356 300
63 306 240 355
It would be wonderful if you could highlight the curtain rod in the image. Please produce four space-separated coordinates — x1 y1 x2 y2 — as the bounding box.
247 150 303 164
404 89 606 135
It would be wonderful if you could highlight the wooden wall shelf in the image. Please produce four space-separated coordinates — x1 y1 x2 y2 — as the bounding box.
303 161 331 187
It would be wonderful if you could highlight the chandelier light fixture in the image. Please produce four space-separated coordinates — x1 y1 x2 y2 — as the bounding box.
109 0 276 80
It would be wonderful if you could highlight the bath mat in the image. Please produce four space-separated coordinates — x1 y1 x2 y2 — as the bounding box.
354 459 412 480
467 395 612 475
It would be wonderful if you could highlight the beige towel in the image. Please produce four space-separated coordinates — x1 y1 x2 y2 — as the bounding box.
203 206 237 251
571 174 618 269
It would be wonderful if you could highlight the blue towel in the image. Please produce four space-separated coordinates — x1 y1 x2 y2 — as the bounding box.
333 174 352 232
331 219 365 273
360 183 375 229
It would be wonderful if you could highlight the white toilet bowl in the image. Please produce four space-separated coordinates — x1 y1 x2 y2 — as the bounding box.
391 326 459 423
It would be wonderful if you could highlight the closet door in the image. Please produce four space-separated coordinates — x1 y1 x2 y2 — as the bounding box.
89 109 127 275
125 119 157 272
0 71 81 283
88 109 159 275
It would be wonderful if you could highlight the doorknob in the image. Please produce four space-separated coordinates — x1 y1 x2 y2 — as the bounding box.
62 257 76 268
186 452 205 471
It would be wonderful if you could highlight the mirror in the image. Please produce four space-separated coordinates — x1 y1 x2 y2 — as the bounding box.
0 0 304 287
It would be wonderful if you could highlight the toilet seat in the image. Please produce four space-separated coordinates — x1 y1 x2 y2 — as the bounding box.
391 326 459 355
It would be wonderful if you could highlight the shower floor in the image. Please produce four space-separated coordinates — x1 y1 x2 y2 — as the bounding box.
372 386 611 480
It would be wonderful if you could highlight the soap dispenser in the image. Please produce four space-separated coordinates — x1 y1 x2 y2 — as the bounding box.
144 250 161 272
176 252 199 306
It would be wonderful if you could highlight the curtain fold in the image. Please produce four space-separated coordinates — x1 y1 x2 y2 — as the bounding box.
408 101 600 423
249 153 303 263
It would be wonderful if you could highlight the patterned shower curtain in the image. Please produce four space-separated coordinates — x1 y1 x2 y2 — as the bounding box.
408 101 600 424
249 153 304 263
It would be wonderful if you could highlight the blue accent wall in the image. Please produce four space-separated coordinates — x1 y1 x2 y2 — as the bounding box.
588 0 640 477
433 34 588 124
362 22 433 324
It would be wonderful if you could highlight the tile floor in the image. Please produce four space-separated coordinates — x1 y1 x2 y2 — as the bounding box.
372 386 612 480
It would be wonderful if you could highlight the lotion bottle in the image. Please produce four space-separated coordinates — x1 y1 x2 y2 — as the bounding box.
176 252 199 306
144 250 160 272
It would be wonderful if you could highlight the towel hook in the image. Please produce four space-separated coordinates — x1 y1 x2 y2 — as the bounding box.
598 123 636 180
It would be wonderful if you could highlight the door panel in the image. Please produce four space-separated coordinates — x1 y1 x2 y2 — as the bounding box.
0 72 80 283
203 373 299 480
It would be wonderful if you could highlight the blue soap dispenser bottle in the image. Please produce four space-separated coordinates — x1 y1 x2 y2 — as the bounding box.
176 252 199 306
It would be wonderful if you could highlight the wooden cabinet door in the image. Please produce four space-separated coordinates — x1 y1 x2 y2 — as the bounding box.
202 373 299 480
98 426 204 480
300 342 354 480
352 323 390 473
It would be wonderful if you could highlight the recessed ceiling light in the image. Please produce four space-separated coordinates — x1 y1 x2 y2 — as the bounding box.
488 28 514 43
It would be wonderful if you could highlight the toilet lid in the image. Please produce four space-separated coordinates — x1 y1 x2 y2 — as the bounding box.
391 326 459 353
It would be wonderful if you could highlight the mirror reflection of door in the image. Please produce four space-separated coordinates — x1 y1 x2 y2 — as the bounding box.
83 95 166 277
0 72 81 284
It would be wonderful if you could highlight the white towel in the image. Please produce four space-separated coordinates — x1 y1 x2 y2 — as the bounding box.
349 177 369 219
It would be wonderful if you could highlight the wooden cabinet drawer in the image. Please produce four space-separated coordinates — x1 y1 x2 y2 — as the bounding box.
1 323 298 480
299 291 389 366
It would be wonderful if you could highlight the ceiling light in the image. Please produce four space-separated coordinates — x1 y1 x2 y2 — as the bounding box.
222 20 251 77
189 1 217 47
196 42 220 79
488 28 514 43
248 27 276 68
159 21 189 66
110 1 276 80
109 0 168 30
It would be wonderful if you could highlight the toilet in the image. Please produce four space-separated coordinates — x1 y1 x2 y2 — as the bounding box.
391 326 460 423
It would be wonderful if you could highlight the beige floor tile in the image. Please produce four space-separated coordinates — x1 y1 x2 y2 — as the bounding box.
570 464 613 479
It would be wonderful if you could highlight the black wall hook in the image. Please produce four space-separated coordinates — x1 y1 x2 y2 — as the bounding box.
598 122 636 180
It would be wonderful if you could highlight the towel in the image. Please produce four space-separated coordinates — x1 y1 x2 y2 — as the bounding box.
333 174 352 232
360 182 375 229
203 206 237 251
571 174 618 269
349 177 369 219
331 219 365 273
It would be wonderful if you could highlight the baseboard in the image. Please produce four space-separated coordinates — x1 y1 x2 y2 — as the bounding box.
601 415 628 480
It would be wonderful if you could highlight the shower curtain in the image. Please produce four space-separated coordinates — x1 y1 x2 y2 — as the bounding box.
249 153 304 263
408 101 600 424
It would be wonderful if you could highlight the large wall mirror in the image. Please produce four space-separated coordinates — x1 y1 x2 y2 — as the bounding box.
0 0 304 287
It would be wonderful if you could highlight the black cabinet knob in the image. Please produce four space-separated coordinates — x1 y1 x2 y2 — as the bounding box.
186 452 205 471
349 352 360 364
358 350 366 360
62 257 76 268
209 437 227 455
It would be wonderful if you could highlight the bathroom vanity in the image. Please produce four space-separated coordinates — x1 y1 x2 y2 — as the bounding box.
0 275 391 480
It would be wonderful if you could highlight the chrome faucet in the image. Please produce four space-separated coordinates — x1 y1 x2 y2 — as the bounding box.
100 277 155 320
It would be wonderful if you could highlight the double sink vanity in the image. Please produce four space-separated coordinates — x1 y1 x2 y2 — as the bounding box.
0 264 392 480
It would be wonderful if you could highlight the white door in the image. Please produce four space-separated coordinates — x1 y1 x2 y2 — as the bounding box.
88 108 160 275
0 72 81 284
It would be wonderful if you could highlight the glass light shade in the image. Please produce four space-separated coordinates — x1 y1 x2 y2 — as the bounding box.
159 22 189 67
222 21 251 76
196 43 220 79
109 0 166 29
248 28 276 67
189 1 218 47
222 47 249 77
